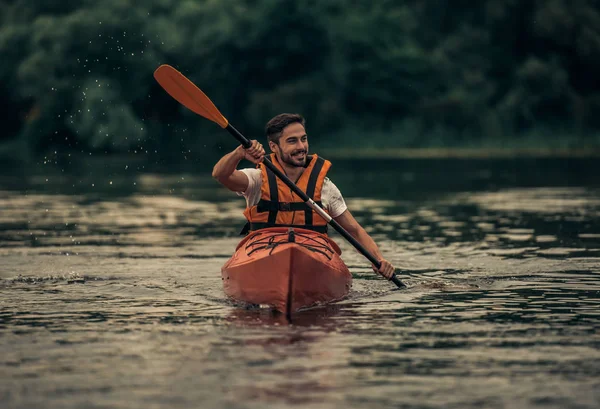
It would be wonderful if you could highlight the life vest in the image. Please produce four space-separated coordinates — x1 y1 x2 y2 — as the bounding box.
241 153 332 234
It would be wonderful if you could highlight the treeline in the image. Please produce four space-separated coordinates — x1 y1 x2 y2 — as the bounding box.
1 0 599 163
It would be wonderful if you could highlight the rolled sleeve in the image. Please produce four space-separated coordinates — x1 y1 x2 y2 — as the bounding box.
236 168 262 207
321 178 347 218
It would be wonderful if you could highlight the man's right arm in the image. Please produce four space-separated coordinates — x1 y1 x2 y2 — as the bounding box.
212 140 265 192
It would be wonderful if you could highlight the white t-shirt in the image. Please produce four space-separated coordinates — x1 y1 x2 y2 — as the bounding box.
236 168 348 218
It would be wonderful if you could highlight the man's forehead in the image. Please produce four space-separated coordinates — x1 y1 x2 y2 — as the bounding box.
282 123 306 138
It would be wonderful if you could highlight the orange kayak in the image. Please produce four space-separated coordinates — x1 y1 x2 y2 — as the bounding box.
221 227 352 314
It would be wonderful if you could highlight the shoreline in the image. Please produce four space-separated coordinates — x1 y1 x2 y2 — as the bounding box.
2 146 600 179
319 147 600 159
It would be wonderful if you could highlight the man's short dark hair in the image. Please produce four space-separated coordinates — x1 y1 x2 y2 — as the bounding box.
265 113 305 144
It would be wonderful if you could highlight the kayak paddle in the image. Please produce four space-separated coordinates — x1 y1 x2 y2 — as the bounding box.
153 64 406 289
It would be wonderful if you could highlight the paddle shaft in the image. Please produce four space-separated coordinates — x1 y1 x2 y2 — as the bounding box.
225 123 406 288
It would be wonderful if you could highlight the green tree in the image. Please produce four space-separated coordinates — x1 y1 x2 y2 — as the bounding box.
1 0 599 164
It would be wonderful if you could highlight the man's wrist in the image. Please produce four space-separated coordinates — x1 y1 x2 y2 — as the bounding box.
235 145 246 160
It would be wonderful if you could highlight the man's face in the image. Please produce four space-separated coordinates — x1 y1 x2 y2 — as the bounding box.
270 122 309 167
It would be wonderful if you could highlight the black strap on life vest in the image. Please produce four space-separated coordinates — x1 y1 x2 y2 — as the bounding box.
256 200 323 213
304 156 325 225
266 165 278 225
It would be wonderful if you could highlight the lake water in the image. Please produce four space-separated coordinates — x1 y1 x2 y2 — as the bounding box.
1 157 599 409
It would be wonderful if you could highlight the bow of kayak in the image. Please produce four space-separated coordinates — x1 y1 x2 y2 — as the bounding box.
221 227 352 314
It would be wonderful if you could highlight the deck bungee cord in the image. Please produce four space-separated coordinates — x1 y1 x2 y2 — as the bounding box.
245 229 335 260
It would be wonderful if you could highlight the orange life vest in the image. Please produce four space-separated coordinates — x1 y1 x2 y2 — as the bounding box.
242 153 332 234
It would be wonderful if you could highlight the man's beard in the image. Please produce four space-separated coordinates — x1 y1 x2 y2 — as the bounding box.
281 149 307 167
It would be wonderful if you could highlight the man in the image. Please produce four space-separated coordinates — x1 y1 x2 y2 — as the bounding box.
212 113 395 280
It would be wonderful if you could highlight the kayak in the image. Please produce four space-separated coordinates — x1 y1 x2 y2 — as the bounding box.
221 227 352 314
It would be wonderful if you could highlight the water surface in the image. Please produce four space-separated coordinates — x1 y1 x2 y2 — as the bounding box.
1 157 599 408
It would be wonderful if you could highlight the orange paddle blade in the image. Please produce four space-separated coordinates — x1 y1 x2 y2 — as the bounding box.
153 64 229 128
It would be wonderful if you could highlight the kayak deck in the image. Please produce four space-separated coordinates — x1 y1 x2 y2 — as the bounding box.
221 228 352 314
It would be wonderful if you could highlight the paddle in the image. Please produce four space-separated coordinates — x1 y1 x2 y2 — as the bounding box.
153 64 406 289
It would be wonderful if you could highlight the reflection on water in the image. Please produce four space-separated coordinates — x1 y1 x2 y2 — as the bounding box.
1 159 600 409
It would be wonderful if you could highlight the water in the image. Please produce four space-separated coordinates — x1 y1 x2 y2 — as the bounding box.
1 157 599 409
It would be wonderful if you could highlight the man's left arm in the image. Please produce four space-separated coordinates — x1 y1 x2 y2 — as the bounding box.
333 210 396 280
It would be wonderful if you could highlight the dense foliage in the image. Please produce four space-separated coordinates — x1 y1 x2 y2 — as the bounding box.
1 0 599 162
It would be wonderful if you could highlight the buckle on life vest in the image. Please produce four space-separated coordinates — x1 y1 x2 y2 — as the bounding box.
280 202 291 211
